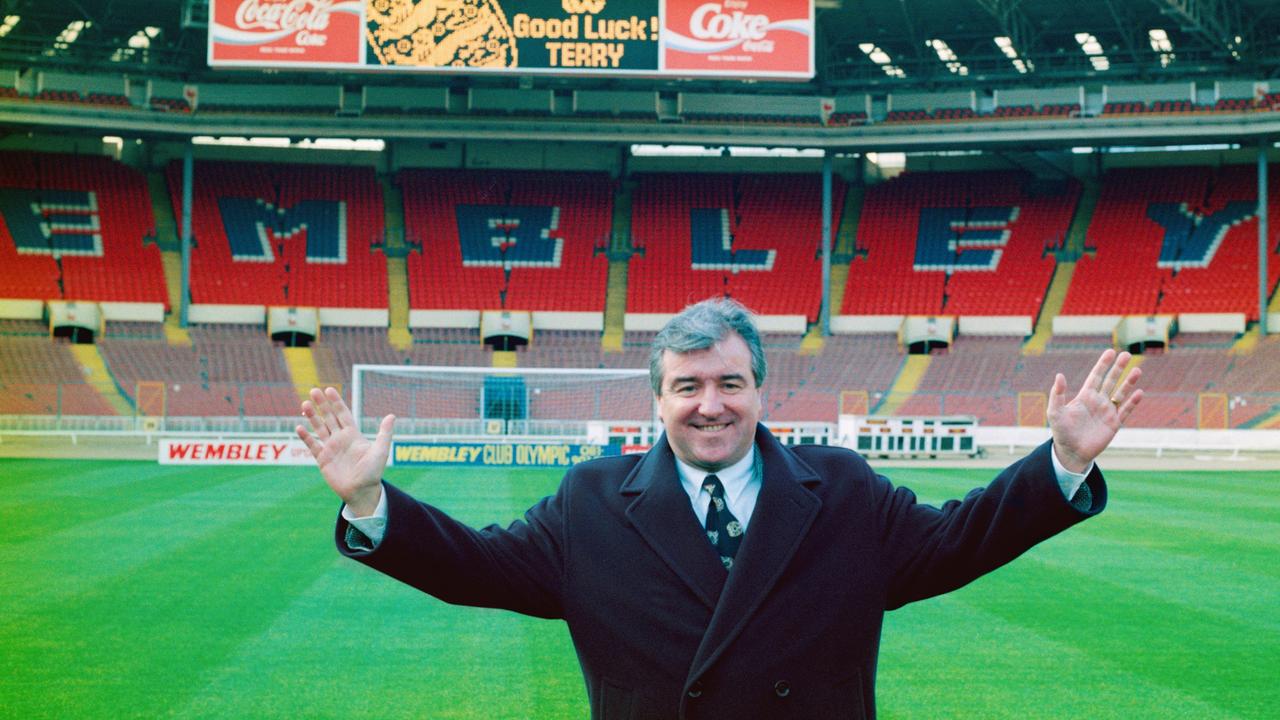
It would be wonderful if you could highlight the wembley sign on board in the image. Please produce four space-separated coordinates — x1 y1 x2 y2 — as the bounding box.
207 0 813 79
159 439 316 465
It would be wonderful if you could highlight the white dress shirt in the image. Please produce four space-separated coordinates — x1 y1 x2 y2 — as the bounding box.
673 446 762 532
344 444 1091 550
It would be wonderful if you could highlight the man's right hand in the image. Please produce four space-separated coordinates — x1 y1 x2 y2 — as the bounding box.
296 387 395 517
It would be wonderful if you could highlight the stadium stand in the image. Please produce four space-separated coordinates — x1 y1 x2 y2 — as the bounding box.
629 172 844 320
397 168 612 313
0 151 167 307
842 170 1077 317
1062 165 1280 319
517 330 606 369
826 111 869 126
311 326 494 389
991 105 1035 118
99 325 297 417
165 159 387 308
762 335 904 422
0 335 116 415
149 97 192 113
895 337 1024 423
1037 103 1081 117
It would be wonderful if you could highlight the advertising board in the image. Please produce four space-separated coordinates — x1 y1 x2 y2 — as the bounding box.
208 0 812 79
393 441 621 467
159 439 316 465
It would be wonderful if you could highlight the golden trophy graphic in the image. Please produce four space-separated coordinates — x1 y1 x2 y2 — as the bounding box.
367 0 517 67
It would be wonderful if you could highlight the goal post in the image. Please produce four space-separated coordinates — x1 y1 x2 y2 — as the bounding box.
1017 392 1048 427
351 365 657 444
1197 392 1228 430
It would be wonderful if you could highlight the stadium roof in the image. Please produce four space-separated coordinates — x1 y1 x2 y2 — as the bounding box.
0 0 1277 93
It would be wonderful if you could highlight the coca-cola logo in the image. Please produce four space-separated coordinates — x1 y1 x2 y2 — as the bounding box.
689 3 768 41
234 0 334 32
210 0 363 62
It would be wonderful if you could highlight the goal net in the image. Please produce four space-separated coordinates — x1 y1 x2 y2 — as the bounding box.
351 365 657 443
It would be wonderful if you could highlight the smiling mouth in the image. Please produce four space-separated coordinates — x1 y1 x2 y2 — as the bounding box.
696 423 730 432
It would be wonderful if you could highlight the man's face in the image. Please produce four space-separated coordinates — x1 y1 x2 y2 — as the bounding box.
656 333 763 472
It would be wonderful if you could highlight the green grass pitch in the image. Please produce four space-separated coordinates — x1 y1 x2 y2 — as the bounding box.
1 457 1275 719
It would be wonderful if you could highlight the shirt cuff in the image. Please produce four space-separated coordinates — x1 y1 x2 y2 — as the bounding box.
1050 444 1093 510
341 485 388 550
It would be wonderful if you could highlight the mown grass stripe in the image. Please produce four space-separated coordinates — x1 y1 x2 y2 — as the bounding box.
1116 472 1280 506
3 462 1274 718
5 460 253 545
0 481 342 719
1105 479 1280 525
879 593 1239 720
1029 530 1280 632
0 466 323 628
955 554 1277 718
1115 466 1278 495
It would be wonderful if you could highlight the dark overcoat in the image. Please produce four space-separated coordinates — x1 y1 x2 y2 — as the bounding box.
337 426 1105 719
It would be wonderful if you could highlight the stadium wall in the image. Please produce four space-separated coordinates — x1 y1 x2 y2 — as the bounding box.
629 155 859 175
1104 82 1196 104
149 140 384 169
994 86 1084 108
0 132 108 156
905 147 1280 175
464 141 616 171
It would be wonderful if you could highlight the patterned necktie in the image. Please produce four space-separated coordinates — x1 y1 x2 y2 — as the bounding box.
703 474 744 570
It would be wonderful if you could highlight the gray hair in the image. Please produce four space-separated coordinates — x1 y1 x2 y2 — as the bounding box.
649 297 767 395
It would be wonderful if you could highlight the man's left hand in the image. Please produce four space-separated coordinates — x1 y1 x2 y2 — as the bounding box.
1048 349 1144 473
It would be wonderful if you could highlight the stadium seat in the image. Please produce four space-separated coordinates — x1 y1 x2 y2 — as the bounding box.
842 170 1077 318
1062 165 1280 320
628 172 844 321
398 168 612 313
0 151 167 307
166 160 387 309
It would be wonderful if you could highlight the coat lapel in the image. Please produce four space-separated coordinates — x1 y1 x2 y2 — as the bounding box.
622 434 728 610
687 426 823 682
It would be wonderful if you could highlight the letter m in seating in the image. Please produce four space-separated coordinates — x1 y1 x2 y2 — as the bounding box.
217 198 347 263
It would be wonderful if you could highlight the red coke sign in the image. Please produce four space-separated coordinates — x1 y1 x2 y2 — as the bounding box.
209 0 365 67
661 0 813 78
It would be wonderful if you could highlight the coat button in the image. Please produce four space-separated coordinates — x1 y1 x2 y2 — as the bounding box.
774 680 791 698
687 681 703 699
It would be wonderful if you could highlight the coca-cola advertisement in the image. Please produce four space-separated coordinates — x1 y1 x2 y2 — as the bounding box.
209 0 365 67
206 0 810 79
661 0 813 78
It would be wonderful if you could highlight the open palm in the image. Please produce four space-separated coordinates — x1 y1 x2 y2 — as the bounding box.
297 387 395 515
1048 349 1143 473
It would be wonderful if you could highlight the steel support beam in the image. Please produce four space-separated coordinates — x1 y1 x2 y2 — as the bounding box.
1259 144 1269 335
1153 0 1247 58
820 153 833 336
974 0 1036 69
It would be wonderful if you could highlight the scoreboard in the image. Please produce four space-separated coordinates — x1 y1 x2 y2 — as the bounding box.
208 0 813 79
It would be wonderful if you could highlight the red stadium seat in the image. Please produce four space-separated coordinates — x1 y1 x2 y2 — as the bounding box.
842 170 1077 318
1062 165 1280 320
629 172 844 321
398 168 611 313
166 160 387 309
0 151 167 308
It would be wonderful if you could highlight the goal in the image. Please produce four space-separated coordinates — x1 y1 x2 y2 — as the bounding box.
351 365 657 444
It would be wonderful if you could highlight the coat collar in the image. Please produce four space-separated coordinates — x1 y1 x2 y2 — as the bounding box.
621 432 729 609
621 426 824 684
